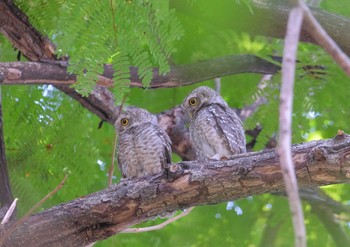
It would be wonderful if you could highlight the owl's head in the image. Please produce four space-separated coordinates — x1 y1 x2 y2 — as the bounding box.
115 106 157 133
182 86 227 118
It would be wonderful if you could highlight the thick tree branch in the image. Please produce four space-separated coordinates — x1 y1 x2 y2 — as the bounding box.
0 57 280 87
1 135 350 246
0 0 55 61
0 0 119 125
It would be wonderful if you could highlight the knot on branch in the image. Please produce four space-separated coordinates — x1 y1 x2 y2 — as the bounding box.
6 68 21 80
165 163 185 181
334 129 350 140
308 146 328 163
308 133 350 163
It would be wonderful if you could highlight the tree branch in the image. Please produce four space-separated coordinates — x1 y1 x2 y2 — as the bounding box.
1 0 349 130
278 4 306 247
298 0 350 76
249 0 350 56
0 87 14 219
258 212 285 247
172 0 350 56
0 56 280 87
0 0 55 61
309 198 350 247
299 188 350 215
1 135 350 246
274 187 350 247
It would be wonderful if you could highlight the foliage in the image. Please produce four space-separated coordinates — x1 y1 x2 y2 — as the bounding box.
15 0 183 101
2 85 111 215
1 0 350 246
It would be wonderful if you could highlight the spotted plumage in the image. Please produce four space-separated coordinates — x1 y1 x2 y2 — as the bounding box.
182 86 246 160
115 106 172 178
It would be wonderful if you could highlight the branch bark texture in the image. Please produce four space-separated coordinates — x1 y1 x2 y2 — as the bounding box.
1 135 350 246
0 55 280 87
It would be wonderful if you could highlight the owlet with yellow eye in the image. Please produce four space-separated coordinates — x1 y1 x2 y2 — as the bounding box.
115 106 172 179
182 86 246 161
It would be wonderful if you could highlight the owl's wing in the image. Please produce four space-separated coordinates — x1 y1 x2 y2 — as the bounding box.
155 125 172 166
208 104 246 154
117 129 134 178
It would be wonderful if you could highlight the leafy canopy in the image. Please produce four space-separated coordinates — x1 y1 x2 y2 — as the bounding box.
16 0 183 100
1 0 350 246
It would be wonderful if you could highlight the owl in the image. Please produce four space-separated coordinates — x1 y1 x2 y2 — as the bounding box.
115 106 172 179
182 86 246 160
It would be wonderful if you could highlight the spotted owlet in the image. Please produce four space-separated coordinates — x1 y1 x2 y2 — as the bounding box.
115 106 172 179
182 86 246 160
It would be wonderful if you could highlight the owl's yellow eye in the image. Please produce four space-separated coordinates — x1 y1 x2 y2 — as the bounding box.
120 118 129 126
189 97 198 106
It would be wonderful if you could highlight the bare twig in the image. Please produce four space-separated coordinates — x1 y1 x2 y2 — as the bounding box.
278 3 306 247
122 207 194 233
1 198 17 224
299 1 350 76
239 74 270 121
0 174 68 245
107 95 128 186
108 131 119 187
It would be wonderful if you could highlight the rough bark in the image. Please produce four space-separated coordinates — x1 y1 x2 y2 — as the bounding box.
0 0 55 61
0 56 280 87
0 0 119 125
1 135 350 246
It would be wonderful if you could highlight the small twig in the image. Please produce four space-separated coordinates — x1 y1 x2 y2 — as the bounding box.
107 131 119 187
107 95 128 186
299 1 350 76
122 207 194 233
1 198 18 224
0 174 68 245
278 3 306 247
239 74 270 121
